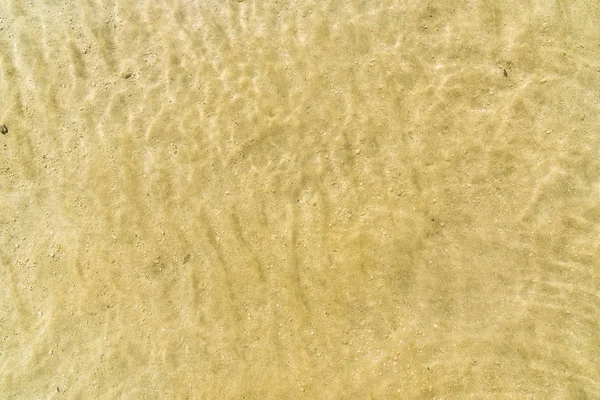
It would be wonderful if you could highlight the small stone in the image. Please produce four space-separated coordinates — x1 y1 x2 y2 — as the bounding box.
0 124 7 134
183 254 191 264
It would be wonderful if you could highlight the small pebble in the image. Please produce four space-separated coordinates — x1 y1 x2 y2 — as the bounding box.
0 124 7 134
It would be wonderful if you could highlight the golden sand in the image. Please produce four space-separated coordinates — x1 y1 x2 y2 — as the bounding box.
1 1 599 398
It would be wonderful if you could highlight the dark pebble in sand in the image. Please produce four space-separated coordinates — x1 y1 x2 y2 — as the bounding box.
0 124 7 134
183 254 191 264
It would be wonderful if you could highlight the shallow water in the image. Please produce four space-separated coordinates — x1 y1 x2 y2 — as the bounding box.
1 1 599 398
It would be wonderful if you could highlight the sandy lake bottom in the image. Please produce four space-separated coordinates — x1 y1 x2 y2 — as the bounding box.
1 1 599 399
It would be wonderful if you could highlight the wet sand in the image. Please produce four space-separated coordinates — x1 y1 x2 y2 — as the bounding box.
1 1 599 398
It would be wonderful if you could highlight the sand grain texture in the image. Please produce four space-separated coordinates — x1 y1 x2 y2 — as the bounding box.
0 1 599 399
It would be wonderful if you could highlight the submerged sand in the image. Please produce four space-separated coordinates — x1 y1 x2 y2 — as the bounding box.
0 1 599 398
